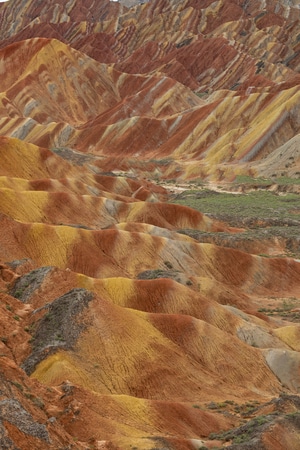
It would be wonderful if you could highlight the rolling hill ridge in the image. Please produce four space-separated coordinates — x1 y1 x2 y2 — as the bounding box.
0 0 300 449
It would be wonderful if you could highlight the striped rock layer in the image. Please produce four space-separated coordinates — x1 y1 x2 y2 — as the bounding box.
0 0 300 449
0 135 300 449
0 0 299 180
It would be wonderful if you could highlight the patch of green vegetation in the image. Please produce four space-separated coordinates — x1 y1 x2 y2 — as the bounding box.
204 399 261 419
162 178 177 184
11 381 23 391
137 269 168 280
193 225 299 254
148 158 174 166
209 414 273 445
258 298 300 322
285 411 300 421
24 392 45 409
171 188 300 260
171 189 300 223
137 269 183 283
195 91 209 98
224 400 235 405
13 289 23 299
206 401 227 410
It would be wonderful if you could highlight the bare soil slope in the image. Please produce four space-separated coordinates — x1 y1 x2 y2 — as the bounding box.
0 0 300 449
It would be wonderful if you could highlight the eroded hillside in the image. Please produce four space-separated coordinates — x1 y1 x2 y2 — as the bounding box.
0 0 300 449
0 0 300 180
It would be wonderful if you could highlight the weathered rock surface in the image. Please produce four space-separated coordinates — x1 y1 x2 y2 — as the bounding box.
0 0 299 180
0 0 300 449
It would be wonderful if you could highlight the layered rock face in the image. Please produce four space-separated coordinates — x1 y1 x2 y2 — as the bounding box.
0 0 300 180
0 0 300 449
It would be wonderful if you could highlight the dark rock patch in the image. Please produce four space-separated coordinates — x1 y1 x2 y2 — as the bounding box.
10 267 53 303
22 288 94 375
0 399 49 442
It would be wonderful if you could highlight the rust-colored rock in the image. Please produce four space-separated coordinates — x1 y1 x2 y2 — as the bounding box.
0 0 300 448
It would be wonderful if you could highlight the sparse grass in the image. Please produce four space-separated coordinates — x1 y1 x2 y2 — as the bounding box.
11 381 23 391
206 401 228 410
137 269 181 281
13 289 23 299
224 400 235 405
171 190 300 223
235 175 300 185
195 91 209 98
234 175 272 185
170 187 300 258
209 414 272 445
32 397 45 409
137 269 168 280
24 392 44 409
148 158 174 166
205 399 261 417
258 298 300 322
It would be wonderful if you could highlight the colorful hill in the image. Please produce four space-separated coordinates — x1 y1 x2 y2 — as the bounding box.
0 0 300 449
0 0 300 180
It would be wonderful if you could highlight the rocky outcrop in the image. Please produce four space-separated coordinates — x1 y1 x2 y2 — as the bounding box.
22 288 94 375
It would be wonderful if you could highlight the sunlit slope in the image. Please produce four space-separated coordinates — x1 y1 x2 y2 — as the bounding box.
4 258 300 448
0 35 200 122
16 266 291 353
1 1 300 179
0 37 203 151
0 188 232 230
0 136 170 201
1 37 299 180
3 72 298 182
30 293 281 401
0 138 235 231
0 1 300 449
1 0 300 91
0 0 124 41
0 136 77 178
0 37 121 126
53 389 235 449
2 213 300 298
